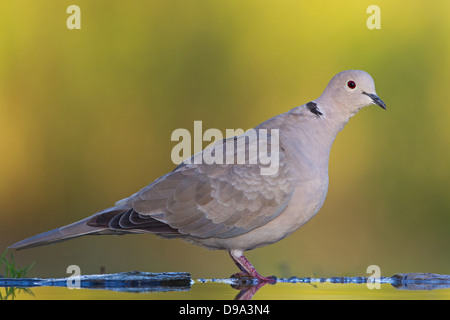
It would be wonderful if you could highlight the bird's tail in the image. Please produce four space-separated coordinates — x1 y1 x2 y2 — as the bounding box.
8 208 125 250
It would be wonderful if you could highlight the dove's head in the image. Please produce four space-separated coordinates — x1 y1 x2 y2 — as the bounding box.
317 70 386 117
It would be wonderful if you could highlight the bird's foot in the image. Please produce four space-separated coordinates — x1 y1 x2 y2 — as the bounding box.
228 250 277 284
230 273 276 300
231 272 277 284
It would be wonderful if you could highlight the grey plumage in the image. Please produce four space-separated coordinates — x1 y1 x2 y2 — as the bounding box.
9 70 386 282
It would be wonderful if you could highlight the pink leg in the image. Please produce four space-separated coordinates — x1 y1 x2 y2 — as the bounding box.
229 250 277 284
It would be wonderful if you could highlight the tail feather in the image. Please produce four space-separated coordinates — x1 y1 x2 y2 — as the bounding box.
9 205 179 250
8 217 110 250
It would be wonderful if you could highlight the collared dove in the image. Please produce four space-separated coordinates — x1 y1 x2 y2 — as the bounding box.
9 70 386 283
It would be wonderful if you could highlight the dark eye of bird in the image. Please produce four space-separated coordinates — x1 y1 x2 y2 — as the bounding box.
347 80 356 89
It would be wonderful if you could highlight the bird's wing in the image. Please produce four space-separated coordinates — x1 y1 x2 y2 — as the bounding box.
105 132 295 239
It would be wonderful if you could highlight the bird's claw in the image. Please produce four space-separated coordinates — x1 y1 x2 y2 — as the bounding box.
231 272 277 285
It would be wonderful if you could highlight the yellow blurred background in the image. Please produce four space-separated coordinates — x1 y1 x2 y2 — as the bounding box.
0 0 448 281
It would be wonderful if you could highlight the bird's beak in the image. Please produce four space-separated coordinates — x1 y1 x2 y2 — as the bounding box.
363 92 387 110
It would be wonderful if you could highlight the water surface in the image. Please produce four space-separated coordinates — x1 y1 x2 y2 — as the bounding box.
2 272 449 300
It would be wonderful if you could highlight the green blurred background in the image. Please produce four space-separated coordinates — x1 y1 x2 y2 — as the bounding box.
0 0 448 280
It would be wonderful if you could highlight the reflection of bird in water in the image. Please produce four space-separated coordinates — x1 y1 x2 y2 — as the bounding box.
231 278 271 300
